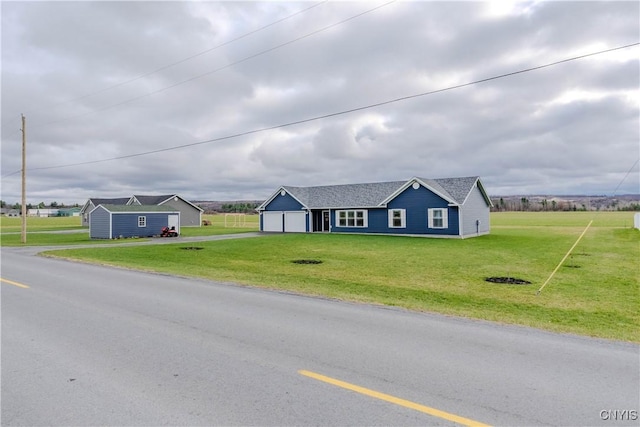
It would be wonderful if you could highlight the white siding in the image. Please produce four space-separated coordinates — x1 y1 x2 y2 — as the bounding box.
460 184 490 237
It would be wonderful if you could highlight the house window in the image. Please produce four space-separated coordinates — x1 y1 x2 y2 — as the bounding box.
388 209 406 228
428 208 448 229
138 216 146 227
337 210 367 227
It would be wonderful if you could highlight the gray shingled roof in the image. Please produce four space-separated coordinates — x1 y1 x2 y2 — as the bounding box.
279 176 480 209
132 195 174 205
90 197 129 205
98 204 179 212
284 181 406 208
418 176 480 204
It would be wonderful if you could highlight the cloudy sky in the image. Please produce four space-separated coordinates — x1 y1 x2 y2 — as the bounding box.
1 1 638 205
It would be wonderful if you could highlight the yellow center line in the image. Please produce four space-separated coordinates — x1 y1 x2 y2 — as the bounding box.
299 370 491 427
0 277 30 289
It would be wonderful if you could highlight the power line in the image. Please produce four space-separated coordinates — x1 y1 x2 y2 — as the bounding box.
3 42 634 176
27 1 396 131
1 1 328 131
611 158 639 196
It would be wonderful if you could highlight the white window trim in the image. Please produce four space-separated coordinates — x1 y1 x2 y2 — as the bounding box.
336 210 368 228
428 208 448 229
138 216 147 227
388 209 406 228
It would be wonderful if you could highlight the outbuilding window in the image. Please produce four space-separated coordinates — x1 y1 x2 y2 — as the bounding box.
428 208 448 229
138 216 147 227
337 210 367 227
388 209 406 228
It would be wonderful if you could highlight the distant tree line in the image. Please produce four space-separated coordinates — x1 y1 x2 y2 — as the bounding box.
491 197 584 212
219 202 259 213
619 203 640 211
491 197 639 212
1 200 79 210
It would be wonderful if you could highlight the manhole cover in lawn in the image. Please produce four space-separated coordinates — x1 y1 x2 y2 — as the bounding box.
485 277 531 285
292 259 323 265
181 246 204 250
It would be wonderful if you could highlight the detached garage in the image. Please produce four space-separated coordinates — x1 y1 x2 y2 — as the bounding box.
90 204 180 239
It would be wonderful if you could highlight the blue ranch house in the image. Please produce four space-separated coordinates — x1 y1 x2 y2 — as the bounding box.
257 176 492 238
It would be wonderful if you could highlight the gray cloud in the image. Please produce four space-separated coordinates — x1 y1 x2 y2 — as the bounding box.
1 1 638 206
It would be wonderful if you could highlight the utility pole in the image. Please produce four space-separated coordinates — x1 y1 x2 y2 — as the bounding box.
21 114 27 244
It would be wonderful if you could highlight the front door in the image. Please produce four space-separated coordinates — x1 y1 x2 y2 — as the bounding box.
323 210 330 232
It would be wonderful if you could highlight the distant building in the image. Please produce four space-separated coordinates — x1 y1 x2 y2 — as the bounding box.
28 208 59 217
57 207 81 217
81 194 202 228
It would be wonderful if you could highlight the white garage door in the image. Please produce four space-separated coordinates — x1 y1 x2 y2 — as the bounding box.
284 211 307 232
262 212 283 232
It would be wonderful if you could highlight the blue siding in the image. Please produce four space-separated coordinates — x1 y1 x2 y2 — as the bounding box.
387 185 459 236
91 210 177 239
261 192 305 231
330 208 387 234
111 213 170 238
263 192 304 211
330 185 459 236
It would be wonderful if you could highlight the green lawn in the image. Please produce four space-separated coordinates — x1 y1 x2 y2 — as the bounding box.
0 214 258 245
37 211 639 342
0 215 83 232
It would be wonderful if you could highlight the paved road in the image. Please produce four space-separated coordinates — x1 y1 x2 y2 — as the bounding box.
1 243 638 426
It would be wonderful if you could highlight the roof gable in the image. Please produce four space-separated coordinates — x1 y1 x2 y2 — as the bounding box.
419 176 480 205
97 204 180 213
130 194 204 211
260 176 490 210
81 197 129 213
130 195 174 205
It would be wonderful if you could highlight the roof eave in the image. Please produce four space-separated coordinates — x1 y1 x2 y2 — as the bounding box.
380 177 457 206
257 187 309 211
256 187 286 211
158 195 205 212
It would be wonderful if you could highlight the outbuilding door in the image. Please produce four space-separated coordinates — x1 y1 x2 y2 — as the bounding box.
262 212 283 232
168 214 180 234
284 211 306 232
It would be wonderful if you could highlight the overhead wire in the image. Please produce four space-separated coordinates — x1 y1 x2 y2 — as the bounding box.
3 42 635 178
24 1 396 131
0 1 328 131
611 159 639 196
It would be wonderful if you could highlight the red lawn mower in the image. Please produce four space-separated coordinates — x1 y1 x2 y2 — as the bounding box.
160 226 179 237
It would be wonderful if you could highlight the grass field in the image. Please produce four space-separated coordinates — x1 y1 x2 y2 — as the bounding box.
0 215 84 232
17 211 638 342
0 214 258 245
